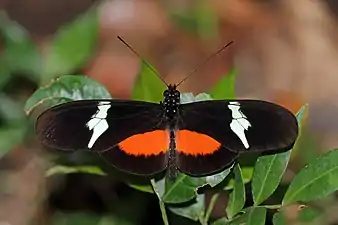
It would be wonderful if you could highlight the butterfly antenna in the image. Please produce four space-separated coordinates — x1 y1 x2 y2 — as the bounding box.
117 36 169 86
176 41 234 87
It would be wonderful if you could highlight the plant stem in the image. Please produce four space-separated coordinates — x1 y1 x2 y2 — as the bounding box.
151 179 169 225
261 204 282 210
202 193 220 225
159 199 169 225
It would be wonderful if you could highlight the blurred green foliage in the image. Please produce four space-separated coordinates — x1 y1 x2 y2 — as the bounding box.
0 12 34 158
168 0 219 41
41 7 98 84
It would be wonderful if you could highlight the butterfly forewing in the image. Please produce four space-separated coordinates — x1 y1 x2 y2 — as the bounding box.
36 99 167 151
178 100 299 153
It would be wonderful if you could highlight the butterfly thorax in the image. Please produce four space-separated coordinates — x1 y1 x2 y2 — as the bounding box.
163 84 180 125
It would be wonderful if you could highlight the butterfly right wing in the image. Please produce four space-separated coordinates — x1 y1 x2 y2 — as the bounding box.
175 99 298 176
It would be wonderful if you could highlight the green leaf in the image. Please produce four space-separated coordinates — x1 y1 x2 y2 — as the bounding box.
42 7 99 84
283 148 338 205
158 173 206 204
298 206 321 223
293 127 319 166
128 183 154 194
0 11 41 78
168 194 205 221
180 92 213 104
251 105 308 206
45 165 106 177
150 179 170 225
131 61 166 103
206 165 233 187
209 69 237 100
246 207 267 225
157 170 231 204
224 167 253 190
130 166 231 202
272 210 287 225
272 206 321 225
212 217 229 225
24 75 111 114
288 105 310 161
226 164 245 219
212 212 248 225
153 169 232 204
252 151 291 206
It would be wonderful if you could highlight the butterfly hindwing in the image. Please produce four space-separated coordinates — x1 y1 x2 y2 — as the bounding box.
173 128 238 176
176 144 238 176
100 143 168 176
100 129 169 175
35 99 168 175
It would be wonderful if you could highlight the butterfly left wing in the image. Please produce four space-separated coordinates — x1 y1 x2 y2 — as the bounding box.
35 99 169 175
175 99 298 176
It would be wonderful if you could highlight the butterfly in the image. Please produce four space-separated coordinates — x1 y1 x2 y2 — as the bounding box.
35 37 299 180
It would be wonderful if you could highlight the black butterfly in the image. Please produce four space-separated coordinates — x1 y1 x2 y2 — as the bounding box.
35 37 299 180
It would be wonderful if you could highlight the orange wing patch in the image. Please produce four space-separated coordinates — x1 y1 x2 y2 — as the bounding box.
118 130 169 156
176 130 221 156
